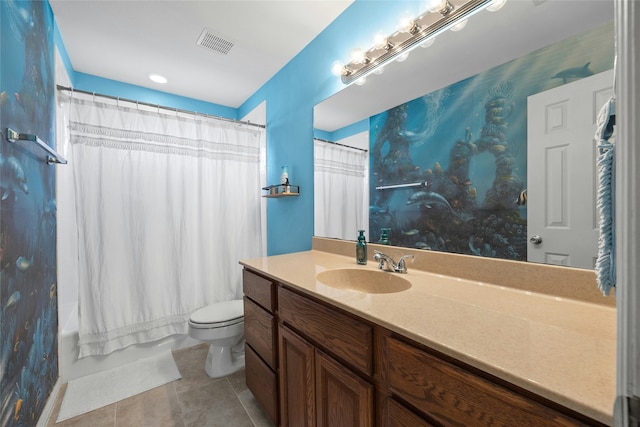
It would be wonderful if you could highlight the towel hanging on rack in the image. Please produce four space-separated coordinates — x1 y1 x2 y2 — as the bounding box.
594 96 616 296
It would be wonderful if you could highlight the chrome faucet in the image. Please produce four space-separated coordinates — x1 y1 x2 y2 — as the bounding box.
373 250 414 274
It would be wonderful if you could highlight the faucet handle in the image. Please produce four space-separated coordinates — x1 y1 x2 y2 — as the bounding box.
373 250 393 271
396 255 415 273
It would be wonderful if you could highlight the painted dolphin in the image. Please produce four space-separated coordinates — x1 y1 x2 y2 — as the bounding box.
406 191 458 216
0 154 29 200
551 62 594 83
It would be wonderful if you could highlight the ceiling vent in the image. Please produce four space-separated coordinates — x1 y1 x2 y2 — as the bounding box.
196 28 234 55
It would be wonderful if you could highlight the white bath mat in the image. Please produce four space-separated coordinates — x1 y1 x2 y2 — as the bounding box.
57 350 181 422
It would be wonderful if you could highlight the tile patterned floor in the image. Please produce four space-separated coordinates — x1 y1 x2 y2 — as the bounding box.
47 344 274 427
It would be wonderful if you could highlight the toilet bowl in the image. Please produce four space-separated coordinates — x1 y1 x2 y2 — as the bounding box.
188 299 245 378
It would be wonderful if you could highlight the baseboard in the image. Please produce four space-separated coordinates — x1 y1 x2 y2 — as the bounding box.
37 378 62 427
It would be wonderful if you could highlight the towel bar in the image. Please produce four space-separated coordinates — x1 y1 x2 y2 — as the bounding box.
5 128 67 165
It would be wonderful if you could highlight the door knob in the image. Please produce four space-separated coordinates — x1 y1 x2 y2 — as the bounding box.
529 235 543 245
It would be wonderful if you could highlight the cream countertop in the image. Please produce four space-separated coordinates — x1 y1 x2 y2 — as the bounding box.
240 249 616 426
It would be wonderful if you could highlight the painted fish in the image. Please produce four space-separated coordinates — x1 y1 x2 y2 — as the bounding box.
515 189 527 206
0 91 8 106
14 398 22 421
551 62 594 83
15 256 33 271
5 291 21 309
492 144 506 154
0 154 29 200
369 205 389 215
402 229 419 236
406 191 458 217
415 242 430 249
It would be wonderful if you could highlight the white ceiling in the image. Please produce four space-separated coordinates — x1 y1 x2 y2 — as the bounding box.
50 0 354 108
50 0 614 132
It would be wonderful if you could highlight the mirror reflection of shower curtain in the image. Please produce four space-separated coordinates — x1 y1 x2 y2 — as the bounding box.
314 139 368 241
57 92 264 358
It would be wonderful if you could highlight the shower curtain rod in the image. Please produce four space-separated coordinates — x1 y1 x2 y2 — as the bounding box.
314 137 368 152
56 85 266 129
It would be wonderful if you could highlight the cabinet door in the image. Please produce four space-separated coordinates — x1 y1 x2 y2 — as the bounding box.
279 325 316 427
316 349 373 427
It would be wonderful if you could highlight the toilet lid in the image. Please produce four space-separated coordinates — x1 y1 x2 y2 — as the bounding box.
190 299 243 325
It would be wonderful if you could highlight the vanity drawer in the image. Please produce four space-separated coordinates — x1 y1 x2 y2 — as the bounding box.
245 344 278 426
384 336 591 427
244 297 276 369
243 268 275 312
278 286 373 377
383 396 434 427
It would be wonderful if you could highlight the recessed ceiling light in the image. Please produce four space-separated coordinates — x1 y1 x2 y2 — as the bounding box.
148 74 167 84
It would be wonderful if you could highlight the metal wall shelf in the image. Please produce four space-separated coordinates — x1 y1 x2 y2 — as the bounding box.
262 184 300 198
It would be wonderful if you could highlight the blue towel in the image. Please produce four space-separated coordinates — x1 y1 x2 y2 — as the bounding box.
594 97 616 296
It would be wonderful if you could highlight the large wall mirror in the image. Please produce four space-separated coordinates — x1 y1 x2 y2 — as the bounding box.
313 0 614 269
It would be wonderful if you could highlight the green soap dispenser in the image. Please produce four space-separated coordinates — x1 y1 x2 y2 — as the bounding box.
378 228 391 245
356 230 367 265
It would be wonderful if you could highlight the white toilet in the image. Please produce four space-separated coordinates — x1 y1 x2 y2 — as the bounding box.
188 299 245 378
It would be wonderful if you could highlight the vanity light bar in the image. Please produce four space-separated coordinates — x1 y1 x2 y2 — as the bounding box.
340 0 494 85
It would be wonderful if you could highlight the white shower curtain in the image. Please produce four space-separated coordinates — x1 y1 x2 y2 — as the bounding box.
314 139 368 241
58 92 264 357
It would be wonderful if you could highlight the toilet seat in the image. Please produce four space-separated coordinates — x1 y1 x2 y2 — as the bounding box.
189 299 244 329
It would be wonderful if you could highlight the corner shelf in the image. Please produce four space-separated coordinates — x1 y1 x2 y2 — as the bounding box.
262 184 300 198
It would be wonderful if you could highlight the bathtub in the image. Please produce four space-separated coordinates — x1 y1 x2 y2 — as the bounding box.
58 303 200 382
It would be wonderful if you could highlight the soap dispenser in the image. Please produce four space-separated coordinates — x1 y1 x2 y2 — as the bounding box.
378 228 391 245
356 230 367 265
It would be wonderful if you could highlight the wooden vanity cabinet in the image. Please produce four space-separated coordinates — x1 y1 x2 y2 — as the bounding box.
242 269 278 426
278 286 375 427
242 267 605 427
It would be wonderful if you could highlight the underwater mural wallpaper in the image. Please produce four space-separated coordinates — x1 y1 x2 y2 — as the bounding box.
1 1 59 425
369 22 614 261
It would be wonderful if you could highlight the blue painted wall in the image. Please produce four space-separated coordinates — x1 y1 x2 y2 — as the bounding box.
240 1 422 255
52 0 425 255
314 119 369 144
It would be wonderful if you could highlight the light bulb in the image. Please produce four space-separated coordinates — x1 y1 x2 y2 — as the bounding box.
396 52 410 63
424 0 446 13
355 76 367 86
331 61 345 76
450 18 468 32
374 33 393 50
350 48 366 64
398 12 416 33
420 37 435 48
373 66 385 75
486 0 507 12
